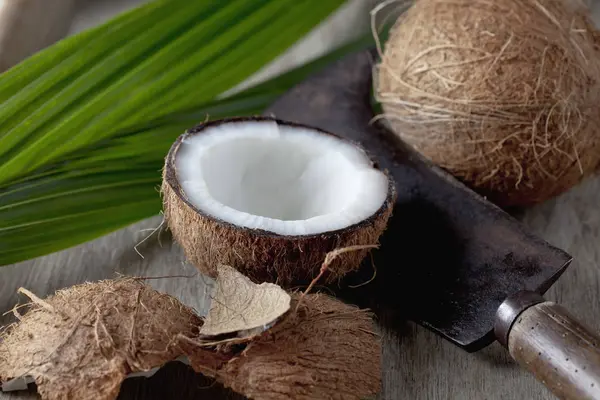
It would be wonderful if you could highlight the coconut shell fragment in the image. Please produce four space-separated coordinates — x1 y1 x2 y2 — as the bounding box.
211 293 381 400
200 264 291 338
162 116 396 286
186 266 382 400
1 271 381 400
0 279 201 400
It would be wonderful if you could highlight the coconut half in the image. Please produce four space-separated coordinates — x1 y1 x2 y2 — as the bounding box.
162 117 395 285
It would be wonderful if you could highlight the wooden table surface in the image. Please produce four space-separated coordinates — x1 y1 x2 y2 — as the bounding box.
2 1 600 399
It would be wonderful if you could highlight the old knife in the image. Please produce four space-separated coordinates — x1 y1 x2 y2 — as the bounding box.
264 49 600 400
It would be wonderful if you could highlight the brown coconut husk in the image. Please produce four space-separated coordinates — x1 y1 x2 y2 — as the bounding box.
162 117 395 287
210 293 381 400
1 272 381 400
0 279 201 400
377 0 600 207
190 266 382 400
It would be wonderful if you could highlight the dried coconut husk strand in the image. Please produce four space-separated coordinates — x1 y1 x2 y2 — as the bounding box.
376 0 600 207
1 271 381 400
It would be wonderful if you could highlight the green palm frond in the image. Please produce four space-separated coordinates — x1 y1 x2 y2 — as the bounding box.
0 0 376 266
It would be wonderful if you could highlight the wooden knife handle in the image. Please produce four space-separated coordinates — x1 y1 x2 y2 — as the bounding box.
495 291 600 400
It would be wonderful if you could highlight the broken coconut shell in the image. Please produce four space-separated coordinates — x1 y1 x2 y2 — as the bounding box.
162 116 396 286
200 264 291 338
206 293 381 400
0 279 201 400
185 266 381 400
1 270 381 400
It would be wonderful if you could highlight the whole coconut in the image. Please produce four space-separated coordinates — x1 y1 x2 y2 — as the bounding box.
377 0 600 207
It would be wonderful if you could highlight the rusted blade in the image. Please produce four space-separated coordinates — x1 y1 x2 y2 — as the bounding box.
264 50 572 352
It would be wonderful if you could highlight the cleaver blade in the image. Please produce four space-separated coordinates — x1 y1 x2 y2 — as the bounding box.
263 49 572 352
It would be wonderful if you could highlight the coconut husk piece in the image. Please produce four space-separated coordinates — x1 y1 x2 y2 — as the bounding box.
209 293 381 400
184 265 381 399
1 270 381 400
0 279 201 400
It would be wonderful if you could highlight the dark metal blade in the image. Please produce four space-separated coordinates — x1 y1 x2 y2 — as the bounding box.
264 50 572 352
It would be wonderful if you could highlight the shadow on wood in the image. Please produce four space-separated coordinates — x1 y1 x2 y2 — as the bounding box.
118 362 245 400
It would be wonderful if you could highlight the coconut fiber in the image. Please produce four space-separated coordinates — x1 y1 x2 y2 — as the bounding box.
0 277 381 400
0 279 201 400
377 0 600 206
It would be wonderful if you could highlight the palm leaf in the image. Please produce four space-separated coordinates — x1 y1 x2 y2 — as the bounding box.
0 2 375 266
0 0 345 184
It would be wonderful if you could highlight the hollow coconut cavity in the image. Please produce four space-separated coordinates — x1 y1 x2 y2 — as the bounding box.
162 117 395 285
376 0 600 207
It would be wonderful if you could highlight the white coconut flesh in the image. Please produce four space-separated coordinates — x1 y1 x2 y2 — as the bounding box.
175 120 389 236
